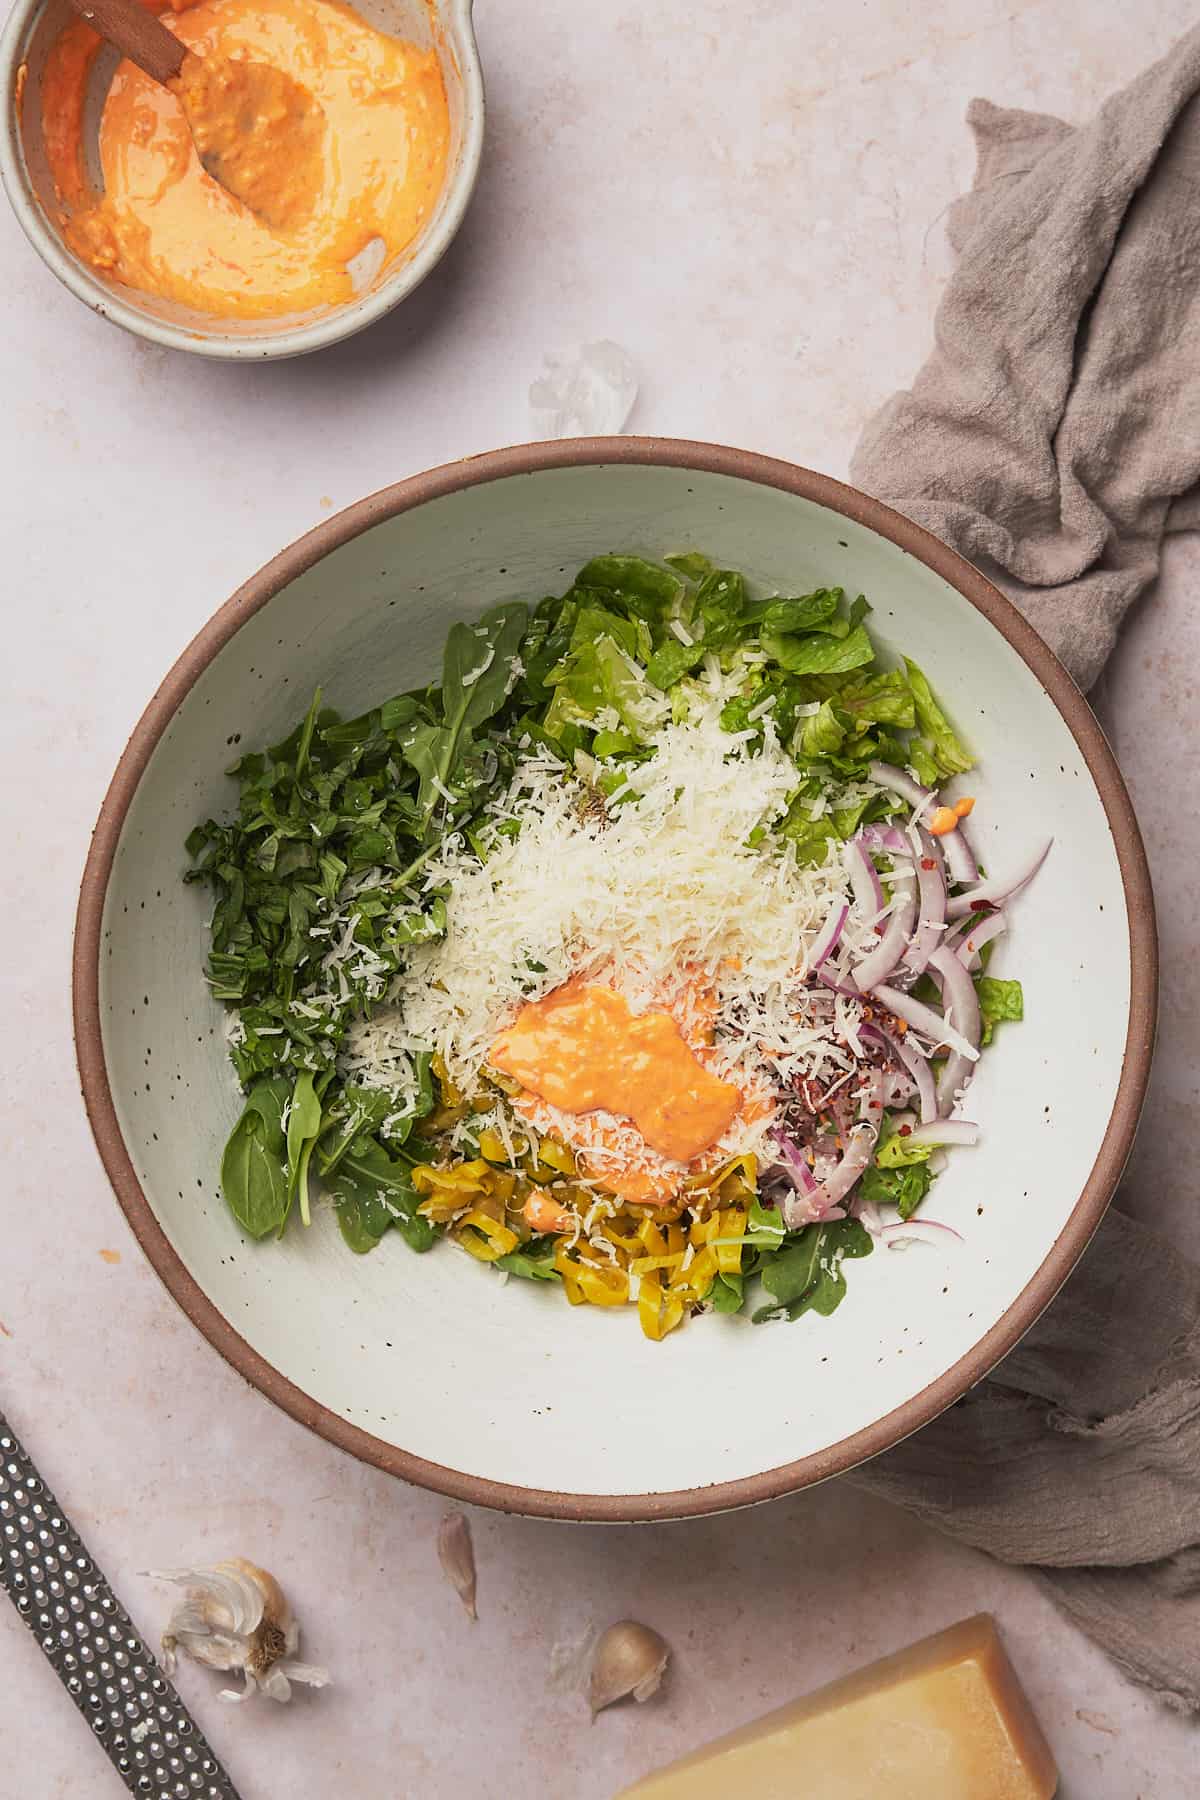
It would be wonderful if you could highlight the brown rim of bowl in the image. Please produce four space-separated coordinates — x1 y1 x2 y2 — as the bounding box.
72 436 1158 1522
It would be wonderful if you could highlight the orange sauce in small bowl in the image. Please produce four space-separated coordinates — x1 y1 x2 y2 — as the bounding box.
40 0 450 319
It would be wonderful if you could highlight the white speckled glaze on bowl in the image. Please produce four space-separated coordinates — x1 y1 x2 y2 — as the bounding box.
0 0 482 359
74 440 1156 1518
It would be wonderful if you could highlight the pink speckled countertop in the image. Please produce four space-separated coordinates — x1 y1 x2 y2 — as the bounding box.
3 1 1198 1794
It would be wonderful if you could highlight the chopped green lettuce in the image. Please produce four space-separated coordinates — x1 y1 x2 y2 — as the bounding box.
905 658 974 777
975 975 1024 1046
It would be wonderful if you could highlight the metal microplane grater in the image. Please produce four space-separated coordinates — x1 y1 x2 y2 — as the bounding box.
0 1412 242 1798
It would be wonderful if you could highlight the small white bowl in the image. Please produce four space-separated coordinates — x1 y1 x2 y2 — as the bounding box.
74 441 1156 1519
0 0 483 359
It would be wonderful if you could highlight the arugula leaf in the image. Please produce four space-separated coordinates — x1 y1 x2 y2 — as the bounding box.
743 1194 787 1248
758 1228 825 1307
976 975 1024 1046
408 601 528 830
905 659 973 777
708 1271 746 1313
753 1219 873 1322
220 1075 291 1239
494 1240 562 1281
325 1134 436 1255
318 1085 396 1175
762 623 874 676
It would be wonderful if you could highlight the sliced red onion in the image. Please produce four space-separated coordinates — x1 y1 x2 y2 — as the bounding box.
858 823 910 855
844 839 884 915
852 868 917 992
941 821 979 885
853 1197 885 1239
779 1070 885 1229
805 899 849 975
928 944 983 1114
881 1065 916 1108
903 825 947 975
903 1119 981 1147
955 909 1008 971
946 839 1053 919
816 969 861 999
870 980 979 1063
866 1021 939 1125
770 1130 818 1194
868 760 932 809
880 1219 965 1250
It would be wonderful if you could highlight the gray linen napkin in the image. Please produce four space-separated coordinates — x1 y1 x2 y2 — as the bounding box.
846 36 1200 1713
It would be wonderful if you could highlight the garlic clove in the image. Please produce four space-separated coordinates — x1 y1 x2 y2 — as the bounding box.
146 1558 328 1704
587 1620 671 1716
437 1512 479 1621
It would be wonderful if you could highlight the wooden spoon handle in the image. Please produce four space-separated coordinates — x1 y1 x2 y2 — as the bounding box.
68 0 187 86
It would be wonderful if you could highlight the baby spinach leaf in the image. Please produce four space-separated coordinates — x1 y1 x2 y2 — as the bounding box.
284 1070 322 1230
220 1075 291 1239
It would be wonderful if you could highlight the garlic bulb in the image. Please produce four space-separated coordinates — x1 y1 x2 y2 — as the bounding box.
587 1620 671 1716
437 1512 478 1620
147 1558 330 1704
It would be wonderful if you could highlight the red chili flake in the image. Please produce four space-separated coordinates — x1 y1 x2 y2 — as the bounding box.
874 924 885 936
921 857 936 871
970 899 991 912
899 1123 912 1137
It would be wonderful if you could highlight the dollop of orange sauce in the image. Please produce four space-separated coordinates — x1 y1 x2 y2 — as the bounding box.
491 979 742 1194
40 0 450 319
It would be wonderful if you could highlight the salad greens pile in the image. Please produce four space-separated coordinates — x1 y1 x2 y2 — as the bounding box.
186 551 1022 1333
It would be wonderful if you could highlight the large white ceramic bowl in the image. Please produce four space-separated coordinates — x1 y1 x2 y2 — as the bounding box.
74 440 1156 1518
0 0 483 359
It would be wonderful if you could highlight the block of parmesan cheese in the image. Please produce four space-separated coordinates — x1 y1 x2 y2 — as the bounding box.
619 1614 1057 1800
